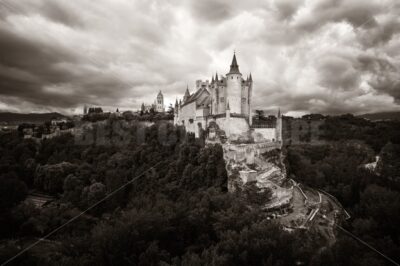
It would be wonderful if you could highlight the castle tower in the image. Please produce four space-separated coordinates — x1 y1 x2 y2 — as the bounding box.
248 73 253 125
276 108 282 142
214 72 219 114
226 52 242 115
174 99 179 113
156 91 164 112
225 101 231 138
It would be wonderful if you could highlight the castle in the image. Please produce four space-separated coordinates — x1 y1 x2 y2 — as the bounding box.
174 53 282 143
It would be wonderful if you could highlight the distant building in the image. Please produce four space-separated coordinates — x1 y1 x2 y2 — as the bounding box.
50 118 69 126
141 91 165 113
88 107 103 114
155 91 165 112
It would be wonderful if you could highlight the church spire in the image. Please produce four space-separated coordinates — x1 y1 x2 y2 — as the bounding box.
228 51 241 74
215 72 219 81
211 74 214 83
249 72 252 81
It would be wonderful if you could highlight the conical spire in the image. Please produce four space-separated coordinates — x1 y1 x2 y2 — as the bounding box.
175 98 178 107
212 75 214 83
183 85 190 102
215 72 219 81
226 101 230 110
249 73 252 81
228 51 241 74
278 108 281 118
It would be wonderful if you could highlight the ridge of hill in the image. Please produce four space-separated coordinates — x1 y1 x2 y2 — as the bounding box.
0 112 67 124
358 111 400 121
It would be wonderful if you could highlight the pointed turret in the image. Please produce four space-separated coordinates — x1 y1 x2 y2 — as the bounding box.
278 108 281 118
249 73 253 82
215 72 219 81
183 85 190 102
226 101 230 110
175 98 178 108
228 52 241 74
212 75 214 83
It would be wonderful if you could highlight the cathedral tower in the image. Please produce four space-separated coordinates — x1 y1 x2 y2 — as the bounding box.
156 90 164 112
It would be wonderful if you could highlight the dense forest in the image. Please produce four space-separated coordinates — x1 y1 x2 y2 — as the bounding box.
0 122 313 265
0 116 400 265
286 115 400 265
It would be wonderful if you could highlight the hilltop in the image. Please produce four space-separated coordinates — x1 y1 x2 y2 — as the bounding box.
358 111 400 121
0 112 67 124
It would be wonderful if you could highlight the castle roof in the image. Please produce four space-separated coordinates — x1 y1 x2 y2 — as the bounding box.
197 94 211 108
181 87 210 107
228 52 241 75
184 86 190 97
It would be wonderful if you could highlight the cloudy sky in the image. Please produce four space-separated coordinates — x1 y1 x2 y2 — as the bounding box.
0 0 399 116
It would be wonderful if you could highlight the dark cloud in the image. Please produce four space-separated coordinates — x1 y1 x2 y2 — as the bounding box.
273 0 305 20
317 55 360 91
292 0 385 35
187 0 233 22
0 0 399 115
357 54 400 102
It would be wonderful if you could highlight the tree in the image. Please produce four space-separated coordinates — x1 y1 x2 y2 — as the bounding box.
0 175 28 211
63 174 85 206
254 110 265 122
167 103 174 115
34 162 78 194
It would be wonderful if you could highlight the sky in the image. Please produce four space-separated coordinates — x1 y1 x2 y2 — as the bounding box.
0 0 399 116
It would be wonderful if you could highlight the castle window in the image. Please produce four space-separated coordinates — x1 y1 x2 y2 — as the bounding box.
220 97 224 103
189 119 194 124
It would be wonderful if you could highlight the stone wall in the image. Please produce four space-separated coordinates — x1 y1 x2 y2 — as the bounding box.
252 128 276 142
215 116 249 140
178 102 196 133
